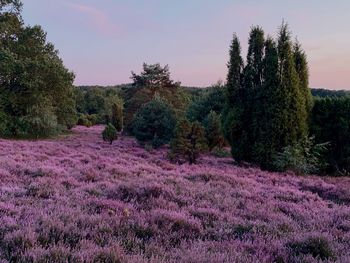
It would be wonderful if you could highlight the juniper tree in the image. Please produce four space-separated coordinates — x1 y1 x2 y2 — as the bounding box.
170 120 207 164
102 123 118 145
243 26 265 161
222 34 245 161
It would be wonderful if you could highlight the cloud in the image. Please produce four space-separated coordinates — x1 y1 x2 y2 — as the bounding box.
65 2 122 36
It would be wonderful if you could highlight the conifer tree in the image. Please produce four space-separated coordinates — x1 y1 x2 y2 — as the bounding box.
222 34 245 161
252 37 281 167
294 41 313 119
243 26 265 160
102 124 118 145
170 120 207 164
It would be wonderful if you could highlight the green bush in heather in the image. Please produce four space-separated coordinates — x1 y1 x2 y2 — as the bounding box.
132 96 176 148
102 124 118 145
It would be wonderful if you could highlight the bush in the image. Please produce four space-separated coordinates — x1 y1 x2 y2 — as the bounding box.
77 114 92 127
132 96 176 148
102 124 118 145
272 136 329 174
20 101 60 138
170 119 207 164
287 236 335 260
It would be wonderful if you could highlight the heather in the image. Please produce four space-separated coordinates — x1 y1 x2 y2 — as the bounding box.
1 126 350 262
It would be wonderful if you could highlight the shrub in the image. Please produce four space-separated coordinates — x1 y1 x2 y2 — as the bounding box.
132 96 176 148
170 119 207 164
102 124 118 145
77 114 91 127
272 136 329 174
92 246 126 263
287 236 335 260
273 137 328 174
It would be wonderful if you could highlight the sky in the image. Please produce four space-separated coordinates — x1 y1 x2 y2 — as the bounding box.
22 0 350 89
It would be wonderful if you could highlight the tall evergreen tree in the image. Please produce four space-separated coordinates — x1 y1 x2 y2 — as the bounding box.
243 26 265 161
222 34 245 161
294 41 313 118
252 37 281 167
277 22 306 144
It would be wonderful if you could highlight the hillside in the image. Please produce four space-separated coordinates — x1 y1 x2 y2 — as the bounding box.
0 126 350 262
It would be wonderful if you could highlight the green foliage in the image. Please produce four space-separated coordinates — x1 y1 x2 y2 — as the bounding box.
170 120 207 164
0 0 76 138
77 114 93 127
106 96 123 132
272 136 329 174
311 97 350 174
222 23 312 170
186 83 226 123
102 124 118 145
311 88 350 98
74 87 124 128
132 96 176 148
124 63 189 132
203 111 225 151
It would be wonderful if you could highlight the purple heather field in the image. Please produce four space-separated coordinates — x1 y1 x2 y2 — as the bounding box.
0 126 350 262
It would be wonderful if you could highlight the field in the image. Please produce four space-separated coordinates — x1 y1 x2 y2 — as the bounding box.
0 126 350 262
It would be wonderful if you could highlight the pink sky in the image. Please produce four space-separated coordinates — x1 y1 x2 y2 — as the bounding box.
23 0 350 89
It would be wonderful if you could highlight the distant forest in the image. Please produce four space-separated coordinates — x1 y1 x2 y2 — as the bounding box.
77 85 350 99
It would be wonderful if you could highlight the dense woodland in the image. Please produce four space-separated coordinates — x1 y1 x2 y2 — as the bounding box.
0 0 349 175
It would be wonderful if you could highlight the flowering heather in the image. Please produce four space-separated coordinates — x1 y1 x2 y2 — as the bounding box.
0 126 350 262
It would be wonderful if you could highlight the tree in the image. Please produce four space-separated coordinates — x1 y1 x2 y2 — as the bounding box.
203 111 225 151
124 63 189 132
0 0 76 138
277 22 307 144
170 120 207 164
222 33 245 161
102 124 118 145
132 95 176 148
252 36 281 167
